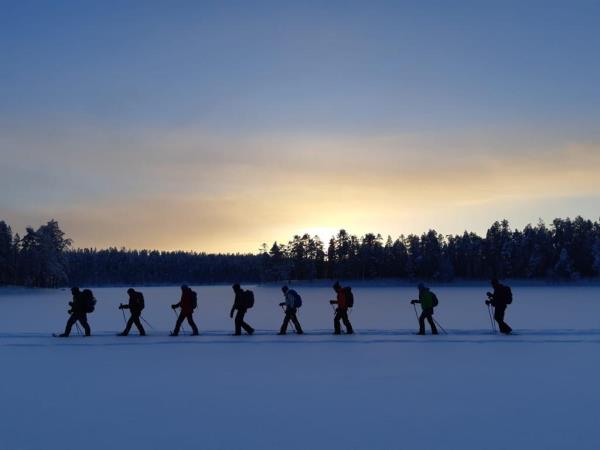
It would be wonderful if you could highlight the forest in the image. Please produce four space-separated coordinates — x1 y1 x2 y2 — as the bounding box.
0 217 599 287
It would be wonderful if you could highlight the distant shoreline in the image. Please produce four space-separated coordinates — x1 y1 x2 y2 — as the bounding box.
2 278 600 292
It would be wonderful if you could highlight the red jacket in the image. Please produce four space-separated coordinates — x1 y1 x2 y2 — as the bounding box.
177 289 195 314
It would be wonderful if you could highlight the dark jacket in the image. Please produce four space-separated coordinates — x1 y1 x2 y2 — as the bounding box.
491 284 511 308
123 292 144 314
70 291 87 314
232 291 246 311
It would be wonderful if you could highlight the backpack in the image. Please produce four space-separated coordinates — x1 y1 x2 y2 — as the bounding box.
431 292 439 307
135 292 145 311
191 290 198 310
504 286 513 305
289 289 302 308
82 289 96 313
344 287 354 308
244 290 255 309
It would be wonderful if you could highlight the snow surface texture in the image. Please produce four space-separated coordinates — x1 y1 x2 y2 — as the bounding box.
1 285 599 450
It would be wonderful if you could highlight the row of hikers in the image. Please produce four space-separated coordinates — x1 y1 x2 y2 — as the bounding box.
55 279 513 337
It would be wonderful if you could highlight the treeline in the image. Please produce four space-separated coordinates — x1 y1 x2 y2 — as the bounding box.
1 217 599 287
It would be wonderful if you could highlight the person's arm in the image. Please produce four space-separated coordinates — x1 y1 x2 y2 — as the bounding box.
230 295 239 317
410 299 421 304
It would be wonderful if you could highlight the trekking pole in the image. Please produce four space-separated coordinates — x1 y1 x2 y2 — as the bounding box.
432 317 448 335
140 315 155 330
172 308 185 334
487 304 496 333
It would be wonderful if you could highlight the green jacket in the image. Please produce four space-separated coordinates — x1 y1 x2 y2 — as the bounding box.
419 290 437 310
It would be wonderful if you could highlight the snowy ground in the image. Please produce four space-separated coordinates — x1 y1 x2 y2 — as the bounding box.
1 284 599 450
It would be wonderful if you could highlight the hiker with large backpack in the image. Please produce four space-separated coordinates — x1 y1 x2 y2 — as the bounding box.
485 278 513 334
118 288 146 336
170 285 199 336
410 283 439 335
57 287 93 337
278 286 304 335
329 281 354 335
230 283 255 336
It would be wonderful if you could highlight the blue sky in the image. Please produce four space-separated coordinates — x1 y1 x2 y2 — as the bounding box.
1 1 599 251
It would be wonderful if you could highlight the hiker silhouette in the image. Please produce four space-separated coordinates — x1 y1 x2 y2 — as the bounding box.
170 285 199 336
486 279 513 334
329 281 354 335
278 286 303 335
58 287 92 337
411 283 439 335
230 284 255 335
118 288 146 336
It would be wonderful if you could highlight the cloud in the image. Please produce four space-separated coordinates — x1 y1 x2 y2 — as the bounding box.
1 122 599 251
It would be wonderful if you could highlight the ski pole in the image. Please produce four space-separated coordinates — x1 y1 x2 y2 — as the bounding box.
487 304 496 333
75 322 82 336
140 315 155 330
412 302 419 321
432 317 448 335
121 307 127 326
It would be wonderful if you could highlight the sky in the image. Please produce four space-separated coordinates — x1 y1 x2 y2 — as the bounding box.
1 0 599 252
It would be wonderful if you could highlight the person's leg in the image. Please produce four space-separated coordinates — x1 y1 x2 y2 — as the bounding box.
234 309 243 335
186 313 199 335
78 314 91 336
132 313 146 335
494 306 511 334
341 309 354 334
425 310 438 334
279 311 291 334
239 309 254 334
291 310 303 334
62 314 77 336
121 315 134 335
172 311 185 335
418 311 426 334
333 309 342 334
